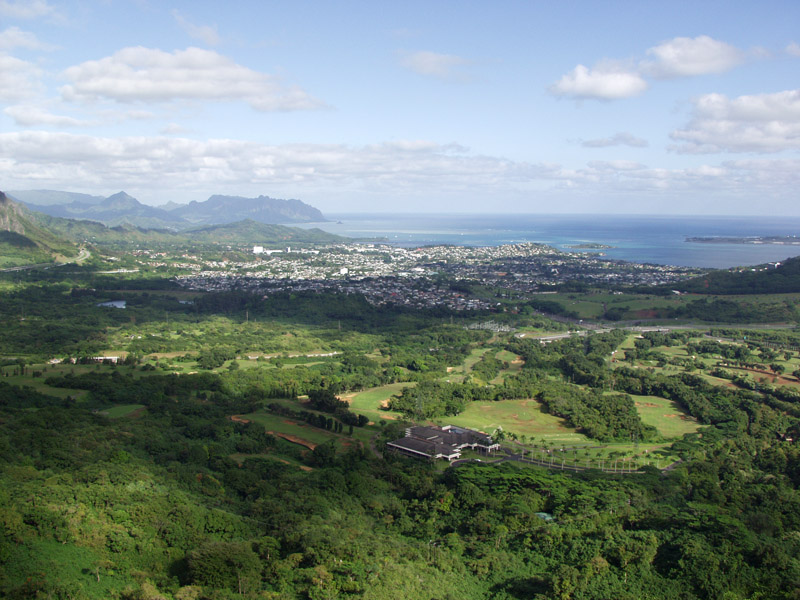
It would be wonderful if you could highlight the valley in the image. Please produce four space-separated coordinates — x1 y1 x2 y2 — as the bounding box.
2 194 800 599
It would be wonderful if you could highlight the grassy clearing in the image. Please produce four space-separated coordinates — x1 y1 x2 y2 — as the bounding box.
242 412 338 447
443 398 589 445
630 395 700 438
347 382 411 422
462 348 490 373
242 408 377 451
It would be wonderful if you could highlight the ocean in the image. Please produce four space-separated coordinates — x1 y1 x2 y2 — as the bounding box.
298 213 800 269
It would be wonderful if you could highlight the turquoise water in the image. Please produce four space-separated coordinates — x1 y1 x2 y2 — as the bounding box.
299 213 800 269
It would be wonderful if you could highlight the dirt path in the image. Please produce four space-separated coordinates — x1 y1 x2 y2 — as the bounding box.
267 432 318 450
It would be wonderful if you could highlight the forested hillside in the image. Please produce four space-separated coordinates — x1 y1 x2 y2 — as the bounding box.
674 256 800 295
2 251 800 599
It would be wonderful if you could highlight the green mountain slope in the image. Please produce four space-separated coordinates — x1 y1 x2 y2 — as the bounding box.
31 212 347 247
0 191 78 267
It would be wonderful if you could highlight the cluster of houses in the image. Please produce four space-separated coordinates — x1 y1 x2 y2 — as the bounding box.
387 425 500 461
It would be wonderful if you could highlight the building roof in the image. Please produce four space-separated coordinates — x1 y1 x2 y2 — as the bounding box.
388 424 499 461
387 437 461 459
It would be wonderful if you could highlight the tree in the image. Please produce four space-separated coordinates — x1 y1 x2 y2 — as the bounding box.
187 541 261 593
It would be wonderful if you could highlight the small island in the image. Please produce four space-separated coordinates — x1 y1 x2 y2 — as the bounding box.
686 235 800 245
566 243 614 249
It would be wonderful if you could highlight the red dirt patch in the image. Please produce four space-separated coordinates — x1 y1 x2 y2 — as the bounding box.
267 432 317 450
230 415 251 424
635 402 659 408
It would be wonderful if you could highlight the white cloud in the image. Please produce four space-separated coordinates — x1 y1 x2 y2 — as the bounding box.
1 131 798 210
0 0 56 19
0 26 52 51
0 132 552 194
60 46 324 111
172 10 220 46
786 42 800 57
552 35 749 102
0 53 42 101
4 104 88 126
399 50 471 80
671 90 800 153
549 64 647 100
643 35 744 78
582 132 648 148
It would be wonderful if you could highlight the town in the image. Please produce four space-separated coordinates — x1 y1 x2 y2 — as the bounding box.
152 241 707 311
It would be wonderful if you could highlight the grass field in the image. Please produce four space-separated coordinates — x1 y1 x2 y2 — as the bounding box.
630 395 700 438
242 412 340 447
242 406 378 451
346 383 411 424
441 398 590 446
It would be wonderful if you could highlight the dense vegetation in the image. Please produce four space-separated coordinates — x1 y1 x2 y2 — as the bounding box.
2 245 800 599
674 256 800 295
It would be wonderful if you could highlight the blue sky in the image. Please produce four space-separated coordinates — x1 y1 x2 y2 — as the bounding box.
1 0 799 214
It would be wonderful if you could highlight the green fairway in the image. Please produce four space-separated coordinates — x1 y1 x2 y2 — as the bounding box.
443 397 590 445
630 395 700 438
347 382 412 421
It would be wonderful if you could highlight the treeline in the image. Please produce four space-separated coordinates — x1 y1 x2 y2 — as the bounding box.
388 380 498 418
3 373 800 599
537 381 658 442
670 297 799 322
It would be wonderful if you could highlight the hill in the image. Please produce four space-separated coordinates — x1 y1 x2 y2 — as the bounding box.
19 191 186 229
184 219 344 244
673 256 800 295
7 189 105 206
170 194 325 225
0 191 78 267
32 212 346 247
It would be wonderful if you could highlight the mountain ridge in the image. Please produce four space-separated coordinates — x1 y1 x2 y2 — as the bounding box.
0 191 79 266
12 189 327 229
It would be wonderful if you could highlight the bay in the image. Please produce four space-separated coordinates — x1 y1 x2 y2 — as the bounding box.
297 213 800 269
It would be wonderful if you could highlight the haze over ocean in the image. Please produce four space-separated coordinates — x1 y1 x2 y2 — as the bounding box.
301 214 800 269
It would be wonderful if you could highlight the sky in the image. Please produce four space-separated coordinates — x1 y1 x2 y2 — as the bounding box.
1 0 799 215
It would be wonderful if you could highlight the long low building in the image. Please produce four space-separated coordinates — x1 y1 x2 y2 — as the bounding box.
387 425 500 461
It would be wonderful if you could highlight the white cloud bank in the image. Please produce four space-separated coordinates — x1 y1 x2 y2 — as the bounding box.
0 26 52 51
0 53 42 101
672 89 800 153
3 103 87 127
642 35 744 78
550 64 647 100
60 46 324 111
0 131 797 211
551 35 749 100
0 0 57 19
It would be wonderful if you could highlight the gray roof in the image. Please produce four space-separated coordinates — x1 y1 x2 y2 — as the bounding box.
387 437 460 459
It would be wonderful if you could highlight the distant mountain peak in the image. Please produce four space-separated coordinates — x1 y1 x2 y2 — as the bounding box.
103 191 140 208
170 194 326 225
